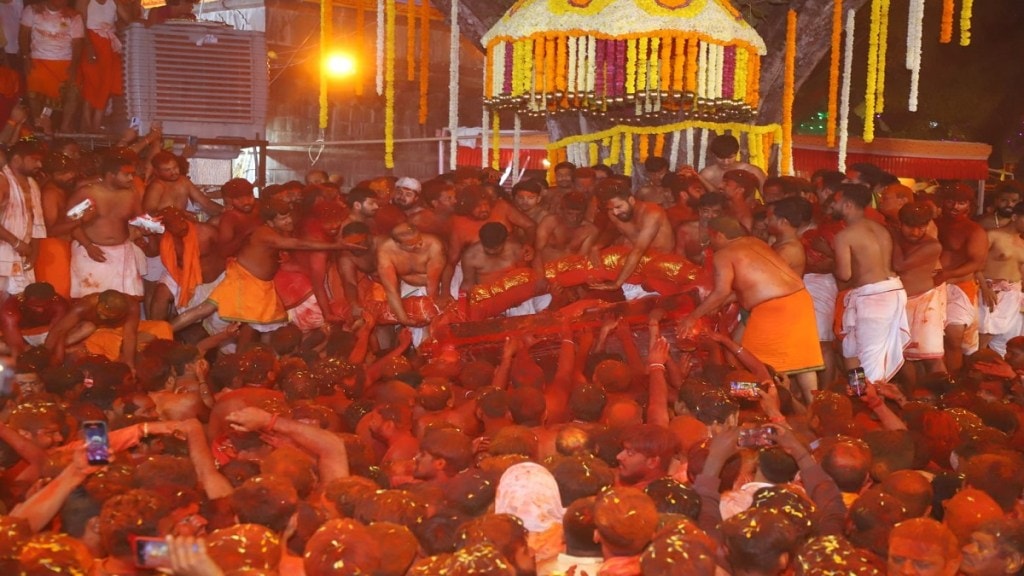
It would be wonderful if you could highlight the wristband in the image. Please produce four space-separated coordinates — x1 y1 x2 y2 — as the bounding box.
649 363 666 371
562 339 574 345
264 413 279 432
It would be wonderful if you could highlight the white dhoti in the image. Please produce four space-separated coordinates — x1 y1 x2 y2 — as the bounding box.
401 281 429 348
905 284 947 361
842 277 910 383
946 282 980 355
160 271 224 314
505 293 553 317
978 280 1024 356
450 262 464 299
804 272 838 342
70 240 146 298
144 254 166 282
621 283 659 301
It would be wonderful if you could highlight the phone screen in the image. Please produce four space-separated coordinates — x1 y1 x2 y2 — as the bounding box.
83 421 109 466
133 536 171 569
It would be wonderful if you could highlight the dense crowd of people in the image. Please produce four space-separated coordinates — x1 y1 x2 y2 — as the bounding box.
3 113 1024 576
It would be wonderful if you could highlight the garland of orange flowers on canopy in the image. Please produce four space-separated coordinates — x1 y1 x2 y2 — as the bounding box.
781 9 796 175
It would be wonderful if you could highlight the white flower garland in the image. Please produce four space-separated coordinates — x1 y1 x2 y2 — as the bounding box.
905 0 924 112
669 129 682 170
567 36 578 96
578 36 589 95
512 113 522 178
376 0 384 96
685 127 695 167
714 44 724 100
698 128 708 170
448 0 460 170
696 41 707 100
838 9 856 173
586 36 597 93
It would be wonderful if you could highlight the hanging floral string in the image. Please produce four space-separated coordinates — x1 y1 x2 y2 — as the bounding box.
418 0 430 124
623 134 634 176
448 0 459 170
826 0 842 147
376 0 384 96
863 0 882 143
355 1 365 96
407 0 417 82
669 130 681 170
589 142 599 165
512 113 522 178
960 0 973 46
653 133 665 158
491 112 500 169
638 133 649 163
875 0 889 114
318 0 331 130
839 9 856 172
782 10 796 175
384 0 396 168
481 107 490 168
940 0 954 43
905 0 924 111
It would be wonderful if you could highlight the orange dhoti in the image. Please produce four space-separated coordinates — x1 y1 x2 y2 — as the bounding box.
34 238 71 298
80 30 122 110
26 59 70 100
741 289 824 374
84 320 173 361
208 259 288 327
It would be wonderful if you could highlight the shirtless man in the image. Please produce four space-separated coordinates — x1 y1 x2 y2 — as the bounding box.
676 192 727 266
442 186 535 298
535 192 598 264
832 183 909 383
979 182 1024 231
0 282 68 357
341 188 379 230
698 134 767 192
65 153 145 298
142 151 222 217
934 182 988 373
721 169 760 233
393 177 445 237
169 199 357 343
676 216 822 401
216 178 261 259
893 202 946 381
765 197 810 276
377 223 446 327
45 289 142 368
148 207 223 321
336 221 382 322
977 201 1024 354
512 180 548 224
278 203 349 329
459 222 532 294
588 181 674 297
635 156 674 208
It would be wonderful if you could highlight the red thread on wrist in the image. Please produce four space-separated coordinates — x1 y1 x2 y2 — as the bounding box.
264 414 279 432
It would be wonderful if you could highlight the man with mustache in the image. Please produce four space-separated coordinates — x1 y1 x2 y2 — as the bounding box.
979 182 1023 231
216 178 260 258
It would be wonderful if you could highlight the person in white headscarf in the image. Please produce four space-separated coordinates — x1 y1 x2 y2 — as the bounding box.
494 462 565 575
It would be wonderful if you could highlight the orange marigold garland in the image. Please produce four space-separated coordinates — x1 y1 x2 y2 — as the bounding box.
940 0 954 43
418 0 430 124
406 0 416 82
827 0 843 147
782 9 796 174
355 1 365 96
653 133 665 158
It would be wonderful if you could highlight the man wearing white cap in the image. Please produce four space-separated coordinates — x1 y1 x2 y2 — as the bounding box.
394 177 445 237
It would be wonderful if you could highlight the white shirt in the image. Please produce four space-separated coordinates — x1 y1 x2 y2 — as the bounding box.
20 5 84 61
0 0 23 54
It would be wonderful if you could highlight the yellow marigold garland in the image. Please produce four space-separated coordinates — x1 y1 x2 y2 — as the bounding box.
608 132 621 165
637 37 649 95
623 134 634 176
589 142 599 165
782 9 796 175
626 38 638 95
492 112 501 169
355 2 365 96
826 0 842 147
418 0 430 124
864 0 881 143
384 0 396 168
940 0 954 43
318 0 331 130
960 0 973 46
535 38 545 105
734 49 747 106
876 0 889 114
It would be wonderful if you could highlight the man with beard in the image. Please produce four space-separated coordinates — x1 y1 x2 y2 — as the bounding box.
170 199 357 344
588 180 674 298
635 156 674 208
893 202 946 383
676 216 823 402
977 201 1024 355
934 182 989 373
833 183 909 384
336 221 382 322
979 182 1024 231
535 191 598 264
216 178 261 259
341 187 380 231
37 152 82 297
876 182 916 234
277 203 347 330
0 142 47 300
148 207 223 322
142 151 222 216
765 197 810 276
0 281 68 357
393 177 445 237
65 152 146 297
512 179 548 224
676 192 728 266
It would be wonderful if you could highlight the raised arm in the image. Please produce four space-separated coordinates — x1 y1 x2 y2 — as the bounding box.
11 449 98 532
187 182 224 217
226 407 350 482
